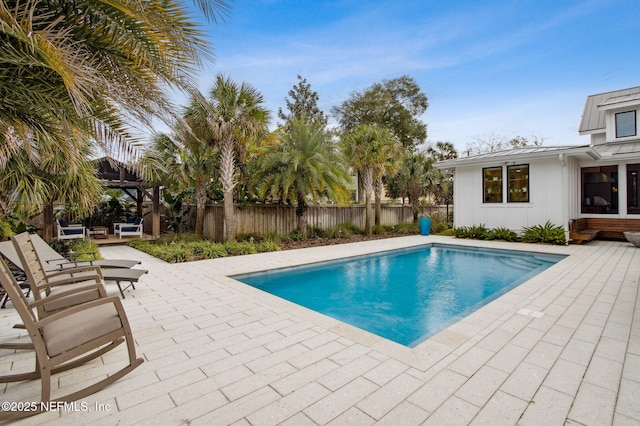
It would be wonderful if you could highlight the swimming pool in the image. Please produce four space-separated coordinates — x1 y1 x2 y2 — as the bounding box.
234 244 564 347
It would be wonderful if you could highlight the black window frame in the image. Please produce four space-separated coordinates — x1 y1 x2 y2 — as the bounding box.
507 164 529 203
627 164 640 214
483 166 503 203
581 166 618 214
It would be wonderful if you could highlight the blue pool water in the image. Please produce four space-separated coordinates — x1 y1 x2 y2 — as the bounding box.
235 244 563 347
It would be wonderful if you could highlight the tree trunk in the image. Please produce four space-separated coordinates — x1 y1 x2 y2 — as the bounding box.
374 175 383 227
152 185 160 238
194 180 207 237
296 193 308 237
362 168 373 235
219 136 236 242
43 202 54 242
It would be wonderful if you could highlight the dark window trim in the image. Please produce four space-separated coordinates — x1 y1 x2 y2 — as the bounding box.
483 166 503 203
628 163 640 215
581 166 619 214
507 164 529 203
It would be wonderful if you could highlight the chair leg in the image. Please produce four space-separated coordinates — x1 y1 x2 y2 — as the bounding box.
114 281 135 299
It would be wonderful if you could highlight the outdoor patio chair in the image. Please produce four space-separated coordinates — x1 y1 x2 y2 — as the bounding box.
0 258 143 420
56 218 86 241
12 233 108 318
0 234 147 301
114 217 143 239
0 259 30 309
29 233 141 270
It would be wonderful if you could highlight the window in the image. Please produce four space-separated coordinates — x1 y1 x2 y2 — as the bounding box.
581 166 618 214
615 111 636 138
483 167 502 203
507 165 529 202
628 164 640 214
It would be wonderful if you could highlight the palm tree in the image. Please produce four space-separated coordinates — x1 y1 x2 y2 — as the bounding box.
255 119 351 236
0 136 104 240
341 125 398 235
146 111 219 237
427 141 458 161
373 138 403 227
389 151 438 222
0 0 226 161
187 76 270 242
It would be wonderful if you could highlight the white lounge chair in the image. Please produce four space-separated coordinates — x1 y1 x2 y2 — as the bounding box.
56 218 86 241
115 217 143 239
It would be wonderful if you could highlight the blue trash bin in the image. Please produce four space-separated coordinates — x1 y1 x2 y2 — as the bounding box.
419 217 431 236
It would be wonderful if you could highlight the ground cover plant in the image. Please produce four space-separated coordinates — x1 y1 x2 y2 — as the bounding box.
49 239 103 261
453 221 566 245
128 222 425 263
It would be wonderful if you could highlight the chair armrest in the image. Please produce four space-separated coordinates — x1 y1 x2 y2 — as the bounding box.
30 283 107 309
34 295 122 328
41 274 103 289
45 265 103 279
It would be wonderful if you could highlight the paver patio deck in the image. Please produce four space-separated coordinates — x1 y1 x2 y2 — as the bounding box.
0 235 638 425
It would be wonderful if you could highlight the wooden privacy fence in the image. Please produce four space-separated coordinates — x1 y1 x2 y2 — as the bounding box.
191 204 447 241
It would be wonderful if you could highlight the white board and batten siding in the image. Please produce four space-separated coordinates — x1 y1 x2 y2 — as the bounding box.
452 157 569 232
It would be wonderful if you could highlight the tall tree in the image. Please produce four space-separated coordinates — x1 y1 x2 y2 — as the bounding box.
278 75 328 129
463 134 543 156
145 102 219 237
255 119 351 236
386 151 438 222
188 75 270 242
332 75 428 150
0 0 226 162
0 135 104 240
341 124 398 235
426 141 458 161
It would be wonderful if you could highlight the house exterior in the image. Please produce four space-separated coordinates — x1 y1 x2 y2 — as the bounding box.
435 86 640 240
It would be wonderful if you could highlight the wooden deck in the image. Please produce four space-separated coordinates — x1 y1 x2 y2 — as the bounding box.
86 233 151 246
569 217 640 243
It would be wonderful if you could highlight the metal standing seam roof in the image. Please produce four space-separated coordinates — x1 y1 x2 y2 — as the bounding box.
579 86 640 134
434 145 593 168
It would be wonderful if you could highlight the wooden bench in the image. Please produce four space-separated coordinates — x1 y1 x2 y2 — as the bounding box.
569 218 640 244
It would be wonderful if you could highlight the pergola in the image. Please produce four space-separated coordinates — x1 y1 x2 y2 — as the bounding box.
43 157 161 241
94 157 161 238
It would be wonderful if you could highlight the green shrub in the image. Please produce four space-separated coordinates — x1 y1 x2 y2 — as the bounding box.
288 230 304 241
438 228 456 236
428 213 452 234
0 218 14 241
454 225 489 239
389 222 419 234
372 225 388 235
224 241 257 256
188 242 227 259
236 233 265 243
306 226 327 239
256 241 281 253
486 227 520 242
324 223 358 239
161 245 190 263
521 221 566 245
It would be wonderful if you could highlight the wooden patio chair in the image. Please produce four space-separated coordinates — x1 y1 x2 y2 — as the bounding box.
29 233 141 270
1 234 147 301
11 233 107 318
0 257 143 420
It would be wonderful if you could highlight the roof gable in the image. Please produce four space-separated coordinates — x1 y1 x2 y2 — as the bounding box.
579 86 640 134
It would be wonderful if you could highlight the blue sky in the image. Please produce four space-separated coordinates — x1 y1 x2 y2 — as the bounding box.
190 0 639 152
